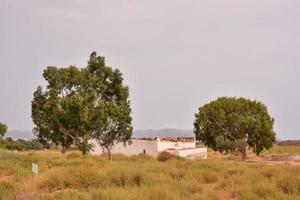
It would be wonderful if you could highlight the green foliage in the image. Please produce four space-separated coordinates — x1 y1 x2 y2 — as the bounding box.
194 97 276 159
0 122 7 138
2 138 44 151
31 52 132 156
87 53 132 160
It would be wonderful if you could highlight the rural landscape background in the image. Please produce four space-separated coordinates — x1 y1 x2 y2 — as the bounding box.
1 1 300 200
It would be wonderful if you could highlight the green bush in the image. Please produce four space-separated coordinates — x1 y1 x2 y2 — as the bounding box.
3 138 44 151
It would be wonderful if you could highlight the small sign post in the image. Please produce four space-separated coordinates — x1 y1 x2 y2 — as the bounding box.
32 163 38 193
32 163 38 174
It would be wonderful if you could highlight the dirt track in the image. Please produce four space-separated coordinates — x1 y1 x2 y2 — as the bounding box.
246 159 300 165
245 154 300 165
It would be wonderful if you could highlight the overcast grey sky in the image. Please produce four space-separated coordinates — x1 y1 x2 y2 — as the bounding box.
0 0 299 139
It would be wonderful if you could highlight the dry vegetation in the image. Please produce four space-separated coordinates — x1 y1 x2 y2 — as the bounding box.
0 147 299 200
260 145 300 156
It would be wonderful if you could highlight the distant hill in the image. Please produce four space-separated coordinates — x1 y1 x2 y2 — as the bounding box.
5 130 36 140
4 128 193 140
274 140 300 146
133 129 194 138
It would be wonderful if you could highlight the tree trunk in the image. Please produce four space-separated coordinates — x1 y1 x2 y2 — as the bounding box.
82 148 87 156
107 148 112 161
61 146 66 154
240 144 247 161
234 139 247 161
241 148 246 161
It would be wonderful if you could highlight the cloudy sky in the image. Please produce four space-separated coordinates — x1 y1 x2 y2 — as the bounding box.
0 0 299 139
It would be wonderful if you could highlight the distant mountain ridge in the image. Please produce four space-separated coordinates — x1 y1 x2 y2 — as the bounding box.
5 130 36 140
5 129 193 140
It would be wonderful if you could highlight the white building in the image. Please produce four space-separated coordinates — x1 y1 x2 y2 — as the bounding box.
90 137 207 159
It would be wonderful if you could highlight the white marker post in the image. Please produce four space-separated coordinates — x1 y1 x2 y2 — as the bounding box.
32 163 38 174
32 163 38 193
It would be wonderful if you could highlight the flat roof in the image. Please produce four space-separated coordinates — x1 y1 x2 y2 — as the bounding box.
132 137 195 142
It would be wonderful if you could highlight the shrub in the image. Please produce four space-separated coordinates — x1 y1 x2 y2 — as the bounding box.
253 184 274 198
239 182 277 199
37 166 103 191
66 152 81 159
111 172 143 187
200 171 218 183
37 191 88 200
0 181 16 200
4 139 44 151
169 170 185 181
157 151 173 161
277 176 300 195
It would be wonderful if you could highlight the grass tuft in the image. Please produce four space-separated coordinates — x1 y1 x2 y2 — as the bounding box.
276 176 300 195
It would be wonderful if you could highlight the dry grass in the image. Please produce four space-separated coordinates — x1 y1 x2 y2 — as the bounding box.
260 145 300 156
0 149 299 200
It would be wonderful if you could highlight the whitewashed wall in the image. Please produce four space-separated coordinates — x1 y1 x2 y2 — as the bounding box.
90 138 207 159
90 139 159 157
171 148 207 159
158 141 196 152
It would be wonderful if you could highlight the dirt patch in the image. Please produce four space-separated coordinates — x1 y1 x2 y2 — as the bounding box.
263 161 300 165
245 154 300 165
265 154 300 162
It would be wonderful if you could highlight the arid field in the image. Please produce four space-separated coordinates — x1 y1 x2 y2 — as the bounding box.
0 146 300 200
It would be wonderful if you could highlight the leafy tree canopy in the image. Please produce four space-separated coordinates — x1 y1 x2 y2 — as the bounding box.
0 122 7 138
32 52 132 156
194 97 275 160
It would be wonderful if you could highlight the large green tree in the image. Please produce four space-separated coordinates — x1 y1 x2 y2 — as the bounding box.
0 122 7 138
87 53 132 160
32 52 132 155
194 97 275 160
